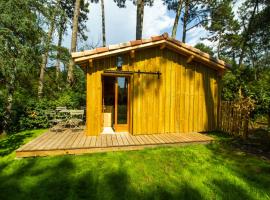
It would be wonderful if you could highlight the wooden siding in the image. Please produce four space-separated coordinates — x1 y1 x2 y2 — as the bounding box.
86 47 220 135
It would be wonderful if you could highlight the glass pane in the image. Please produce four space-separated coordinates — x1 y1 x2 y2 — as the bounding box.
117 77 128 124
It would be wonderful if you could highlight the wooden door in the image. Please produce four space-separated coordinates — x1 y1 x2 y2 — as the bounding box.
114 77 130 132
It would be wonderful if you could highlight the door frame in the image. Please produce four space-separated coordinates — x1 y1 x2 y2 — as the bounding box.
101 74 131 132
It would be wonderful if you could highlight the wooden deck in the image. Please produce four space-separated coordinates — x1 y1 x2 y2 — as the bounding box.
16 129 214 158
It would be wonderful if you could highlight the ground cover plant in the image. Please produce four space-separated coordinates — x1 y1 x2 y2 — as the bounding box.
0 130 269 200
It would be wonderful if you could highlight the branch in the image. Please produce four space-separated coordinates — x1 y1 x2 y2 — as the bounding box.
186 19 209 32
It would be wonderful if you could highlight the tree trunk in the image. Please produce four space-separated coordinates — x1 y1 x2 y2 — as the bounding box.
182 0 189 43
3 80 15 135
136 0 144 40
217 33 221 59
171 0 183 39
38 0 60 98
67 0 81 85
101 0 106 47
38 22 55 98
55 17 66 79
268 111 270 128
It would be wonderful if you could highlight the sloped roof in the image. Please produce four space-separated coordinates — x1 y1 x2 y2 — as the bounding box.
72 33 230 71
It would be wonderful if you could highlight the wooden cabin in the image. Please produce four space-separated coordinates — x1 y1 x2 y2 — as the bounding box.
72 33 229 136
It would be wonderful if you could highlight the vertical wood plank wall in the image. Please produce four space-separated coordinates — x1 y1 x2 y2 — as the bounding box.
86 47 220 135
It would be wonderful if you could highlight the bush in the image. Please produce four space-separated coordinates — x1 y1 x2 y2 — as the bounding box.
17 90 86 131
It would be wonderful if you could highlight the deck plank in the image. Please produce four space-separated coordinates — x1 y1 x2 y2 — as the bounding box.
37 132 60 150
151 134 164 144
111 135 119 146
62 132 80 149
136 136 146 144
55 130 73 149
116 135 124 146
43 132 65 150
84 136 92 147
78 134 88 148
17 132 48 151
120 135 129 146
89 136 97 147
128 135 140 145
95 136 102 147
106 135 113 146
71 132 84 148
16 130 214 158
125 135 135 145
101 135 108 147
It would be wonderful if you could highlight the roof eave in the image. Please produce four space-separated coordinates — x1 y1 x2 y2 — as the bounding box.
72 38 229 72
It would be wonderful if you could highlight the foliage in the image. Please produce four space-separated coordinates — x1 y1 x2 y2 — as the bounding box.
203 0 240 58
0 0 44 133
194 43 214 56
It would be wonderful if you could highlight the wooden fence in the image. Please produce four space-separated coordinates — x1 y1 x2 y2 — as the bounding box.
219 101 249 137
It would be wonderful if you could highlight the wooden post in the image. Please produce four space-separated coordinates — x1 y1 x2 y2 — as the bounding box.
187 55 194 64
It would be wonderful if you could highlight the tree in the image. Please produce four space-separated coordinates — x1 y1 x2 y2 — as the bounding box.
136 0 144 39
38 0 61 98
164 0 210 42
55 13 67 79
91 0 106 46
67 0 89 85
172 0 183 38
163 0 184 39
114 0 153 40
194 43 214 56
0 0 43 133
203 0 239 59
181 0 190 42
55 0 89 80
101 0 106 46
67 0 81 85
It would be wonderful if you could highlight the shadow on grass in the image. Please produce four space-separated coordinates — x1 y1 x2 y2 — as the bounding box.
1 155 257 200
0 131 35 156
0 155 205 200
206 139 270 197
0 131 269 200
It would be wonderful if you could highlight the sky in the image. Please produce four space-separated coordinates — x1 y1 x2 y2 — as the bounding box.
62 0 240 50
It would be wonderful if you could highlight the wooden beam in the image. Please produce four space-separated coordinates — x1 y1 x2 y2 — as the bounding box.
89 59 93 67
186 55 194 64
74 40 165 62
160 43 166 50
130 50 135 59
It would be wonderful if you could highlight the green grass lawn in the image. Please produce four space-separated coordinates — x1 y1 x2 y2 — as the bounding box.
0 130 270 200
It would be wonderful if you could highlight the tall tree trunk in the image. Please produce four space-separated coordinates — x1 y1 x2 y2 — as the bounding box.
217 33 221 59
38 0 60 98
268 111 270 128
67 0 81 85
38 21 56 98
171 0 183 39
136 0 144 40
55 17 66 79
182 0 189 43
3 80 14 134
101 0 106 46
